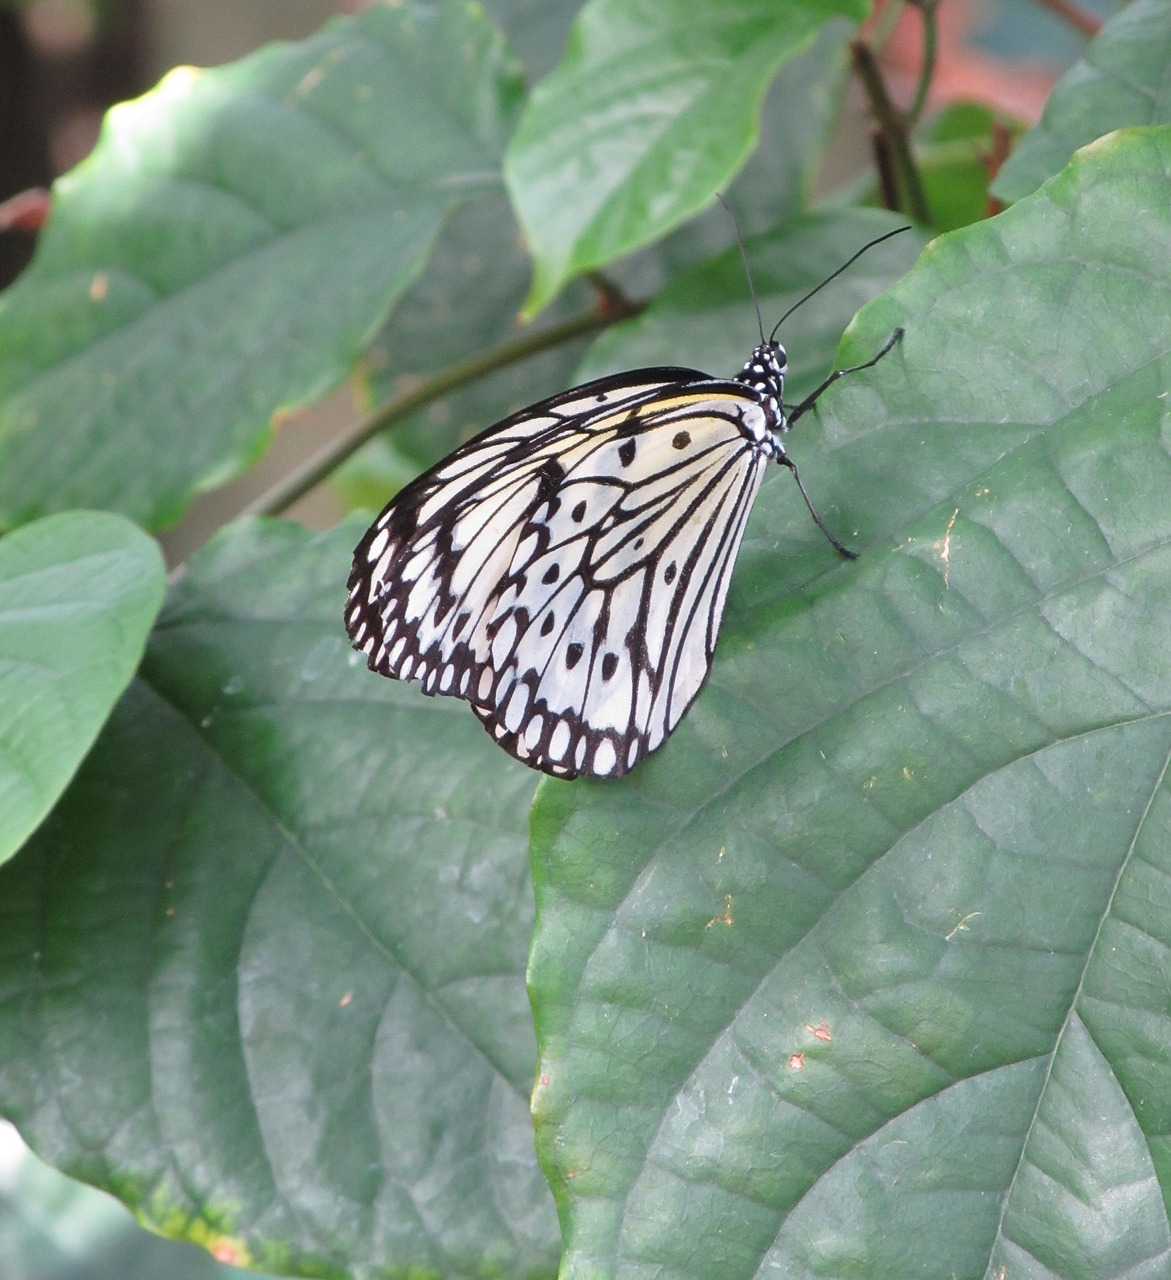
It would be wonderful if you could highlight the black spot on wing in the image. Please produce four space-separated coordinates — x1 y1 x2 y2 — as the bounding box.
536 458 565 507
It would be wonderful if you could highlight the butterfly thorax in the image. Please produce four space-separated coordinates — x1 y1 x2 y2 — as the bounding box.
736 340 788 434
734 340 789 463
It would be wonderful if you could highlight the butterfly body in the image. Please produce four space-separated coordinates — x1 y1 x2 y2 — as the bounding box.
346 342 799 780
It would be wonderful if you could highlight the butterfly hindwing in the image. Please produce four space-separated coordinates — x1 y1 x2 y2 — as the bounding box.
346 369 776 779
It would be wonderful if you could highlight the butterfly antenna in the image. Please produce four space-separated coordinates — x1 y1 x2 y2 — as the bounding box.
768 224 912 343
717 193 765 345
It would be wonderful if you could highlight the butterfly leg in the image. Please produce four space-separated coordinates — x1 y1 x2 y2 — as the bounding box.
786 327 904 427
775 452 858 561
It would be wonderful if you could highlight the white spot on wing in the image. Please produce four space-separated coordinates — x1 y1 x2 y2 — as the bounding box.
367 527 390 560
504 685 529 733
548 721 571 761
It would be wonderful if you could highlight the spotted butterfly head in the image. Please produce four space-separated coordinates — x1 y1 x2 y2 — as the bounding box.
737 341 788 424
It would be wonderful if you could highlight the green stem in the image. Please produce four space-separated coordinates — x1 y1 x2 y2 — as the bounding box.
244 300 643 520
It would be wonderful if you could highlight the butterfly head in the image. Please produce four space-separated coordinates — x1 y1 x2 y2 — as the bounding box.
738 340 788 426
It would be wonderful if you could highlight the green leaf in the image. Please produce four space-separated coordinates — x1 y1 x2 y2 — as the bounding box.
0 1 523 530
505 0 868 314
993 0 1171 202
0 511 163 867
0 519 555 1280
529 126 1171 1278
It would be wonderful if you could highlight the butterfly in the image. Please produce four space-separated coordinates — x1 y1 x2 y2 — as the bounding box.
346 228 907 780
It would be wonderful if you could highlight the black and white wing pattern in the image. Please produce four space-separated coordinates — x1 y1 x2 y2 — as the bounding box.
346 346 793 780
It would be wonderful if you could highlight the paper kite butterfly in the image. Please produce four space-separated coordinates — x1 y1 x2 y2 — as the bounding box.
346 227 907 780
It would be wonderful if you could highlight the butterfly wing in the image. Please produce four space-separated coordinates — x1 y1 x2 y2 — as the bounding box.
346 370 773 779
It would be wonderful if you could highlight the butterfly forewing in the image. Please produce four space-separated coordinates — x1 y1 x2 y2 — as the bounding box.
346 369 777 779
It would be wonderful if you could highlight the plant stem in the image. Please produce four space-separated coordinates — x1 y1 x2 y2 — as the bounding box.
244 300 643 519
871 127 900 212
850 37 931 225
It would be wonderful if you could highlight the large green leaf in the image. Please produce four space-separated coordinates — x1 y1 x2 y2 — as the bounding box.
0 511 163 866
529 126 1171 1278
0 520 555 1280
993 0 1171 201
0 1 523 530
505 0 867 314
